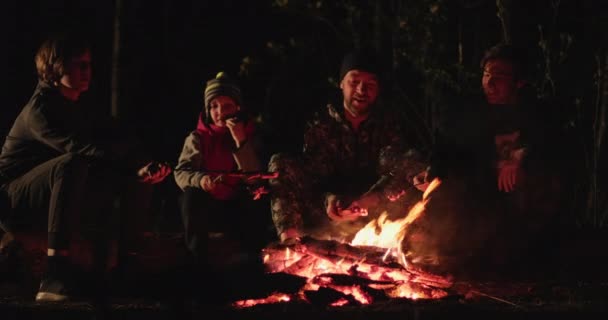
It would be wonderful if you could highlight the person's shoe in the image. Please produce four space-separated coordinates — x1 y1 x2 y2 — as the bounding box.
35 276 70 302
35 256 77 303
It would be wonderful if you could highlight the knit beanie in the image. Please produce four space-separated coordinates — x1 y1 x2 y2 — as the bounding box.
204 71 242 122
339 49 382 81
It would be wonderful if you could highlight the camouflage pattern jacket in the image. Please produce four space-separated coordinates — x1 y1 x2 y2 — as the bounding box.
270 102 426 237
304 103 410 196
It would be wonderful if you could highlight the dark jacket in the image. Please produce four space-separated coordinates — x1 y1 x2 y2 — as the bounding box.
0 82 129 184
422 93 570 263
429 96 496 194
430 94 562 187
426 93 566 242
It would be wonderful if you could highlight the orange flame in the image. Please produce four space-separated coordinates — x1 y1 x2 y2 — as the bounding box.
243 178 447 308
350 178 441 263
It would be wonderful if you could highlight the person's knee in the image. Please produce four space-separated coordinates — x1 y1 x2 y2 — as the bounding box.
55 153 90 178
268 153 306 187
181 187 205 204
268 153 298 173
179 187 207 221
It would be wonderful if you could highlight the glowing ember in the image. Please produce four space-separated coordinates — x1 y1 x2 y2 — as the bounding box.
330 298 349 307
236 178 450 308
233 293 292 308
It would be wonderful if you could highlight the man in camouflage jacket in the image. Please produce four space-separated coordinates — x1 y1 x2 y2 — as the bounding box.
269 50 426 243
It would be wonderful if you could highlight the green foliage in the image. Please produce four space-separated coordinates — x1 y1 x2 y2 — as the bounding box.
532 0 607 228
241 0 482 152
241 0 606 227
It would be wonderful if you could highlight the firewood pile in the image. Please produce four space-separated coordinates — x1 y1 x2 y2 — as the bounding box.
233 236 454 308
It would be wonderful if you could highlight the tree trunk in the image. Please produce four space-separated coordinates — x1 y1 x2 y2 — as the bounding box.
599 52 607 168
496 0 512 44
111 0 124 119
596 52 608 226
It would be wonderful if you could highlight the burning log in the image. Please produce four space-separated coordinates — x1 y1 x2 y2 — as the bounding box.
240 178 453 307
313 273 398 288
281 255 318 275
299 237 400 265
312 273 393 302
403 263 453 289
264 237 452 288
304 287 362 306
262 237 399 268
261 237 453 303
264 272 308 294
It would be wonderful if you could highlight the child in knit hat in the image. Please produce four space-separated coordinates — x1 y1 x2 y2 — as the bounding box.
174 72 274 268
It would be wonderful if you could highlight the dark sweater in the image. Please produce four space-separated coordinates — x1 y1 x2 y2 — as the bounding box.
0 82 128 183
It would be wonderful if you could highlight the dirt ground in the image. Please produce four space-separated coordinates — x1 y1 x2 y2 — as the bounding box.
1 230 608 319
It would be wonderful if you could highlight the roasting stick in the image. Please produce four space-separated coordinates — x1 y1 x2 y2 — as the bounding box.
468 289 523 308
172 166 279 181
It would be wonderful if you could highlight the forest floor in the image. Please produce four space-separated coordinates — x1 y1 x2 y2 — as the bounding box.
1 230 608 320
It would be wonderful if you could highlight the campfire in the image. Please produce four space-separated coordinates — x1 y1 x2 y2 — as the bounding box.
234 178 454 308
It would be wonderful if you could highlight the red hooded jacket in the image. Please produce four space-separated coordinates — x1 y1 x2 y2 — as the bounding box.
174 112 259 200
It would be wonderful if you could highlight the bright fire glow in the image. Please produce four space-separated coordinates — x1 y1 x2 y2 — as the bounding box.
233 293 291 308
350 178 442 265
236 178 449 308
330 298 349 307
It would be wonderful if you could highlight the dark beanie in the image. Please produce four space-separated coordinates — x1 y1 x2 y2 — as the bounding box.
339 49 382 81
204 72 242 117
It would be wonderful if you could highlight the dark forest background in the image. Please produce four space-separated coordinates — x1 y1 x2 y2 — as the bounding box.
4 0 607 231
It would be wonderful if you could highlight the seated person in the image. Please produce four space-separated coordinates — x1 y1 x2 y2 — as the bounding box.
0 33 171 302
415 43 568 277
269 49 426 243
174 72 274 268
